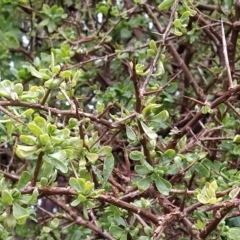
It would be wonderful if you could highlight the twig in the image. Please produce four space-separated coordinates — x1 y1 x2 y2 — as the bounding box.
31 151 44 186
0 105 25 125
162 0 180 42
48 196 114 240
221 20 233 89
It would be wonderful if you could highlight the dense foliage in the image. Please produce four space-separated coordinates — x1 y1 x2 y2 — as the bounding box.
1 0 240 239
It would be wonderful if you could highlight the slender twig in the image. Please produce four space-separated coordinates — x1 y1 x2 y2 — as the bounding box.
31 151 44 186
0 105 25 124
221 20 233 89
162 0 180 42
48 196 114 240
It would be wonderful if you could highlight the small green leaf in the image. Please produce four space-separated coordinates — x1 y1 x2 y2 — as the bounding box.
233 135 240 143
15 144 38 158
0 80 14 98
102 154 114 185
14 83 23 95
43 226 52 233
158 110 169 121
19 135 37 146
84 181 94 195
60 70 72 78
158 0 174 10
77 194 87 202
137 177 152 191
126 125 137 141
17 171 31 190
86 152 98 163
5 33 20 48
40 177 48 187
195 163 209 177
3 214 16 232
44 78 62 89
110 225 125 238
149 40 157 52
197 194 208 204
135 165 150 175
69 177 81 191
155 177 172 195
229 188 238 199
29 66 46 79
147 49 156 58
53 65 60 74
142 104 162 117
129 150 144 161
140 121 157 140
12 202 29 224
71 198 81 207
50 218 59 229
161 149 176 163
173 19 181 28
98 146 112 156
1 190 13 206
225 228 240 240
28 122 44 137
46 151 68 173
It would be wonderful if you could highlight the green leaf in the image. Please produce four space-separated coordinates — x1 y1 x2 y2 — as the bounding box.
233 135 240 143
69 177 81 191
135 165 150 175
98 146 112 156
28 122 44 137
1 190 13 206
19 135 37 146
142 104 162 117
14 83 23 95
34 116 47 129
147 49 156 58
40 177 48 187
137 177 152 191
155 177 172 196
195 163 209 177
15 144 38 158
86 152 99 163
42 226 52 233
3 214 16 232
39 18 50 27
44 78 62 89
60 70 72 78
102 154 114 185
197 194 208 204
140 157 154 172
158 110 169 121
126 125 137 141
77 193 87 202
140 121 157 140
129 150 144 161
42 4 51 15
110 225 125 238
50 218 59 229
17 171 31 190
149 40 157 52
225 227 240 240
84 181 94 195
46 151 68 173
5 33 20 48
0 80 14 98
29 65 46 79
71 198 81 207
158 0 174 10
12 202 29 224
161 149 176 163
